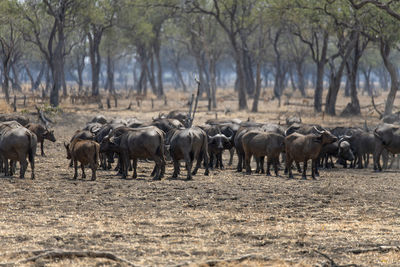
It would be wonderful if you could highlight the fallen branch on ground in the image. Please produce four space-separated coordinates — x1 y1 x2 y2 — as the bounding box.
347 245 400 254
0 249 138 267
314 250 358 267
174 254 271 266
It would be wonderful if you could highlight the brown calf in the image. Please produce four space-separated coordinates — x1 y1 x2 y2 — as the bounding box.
64 139 99 180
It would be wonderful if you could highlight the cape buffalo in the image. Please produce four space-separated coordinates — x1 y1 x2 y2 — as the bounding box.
285 128 337 179
101 126 165 180
26 123 56 156
64 139 100 180
0 121 36 179
242 131 285 176
169 127 209 180
373 123 400 171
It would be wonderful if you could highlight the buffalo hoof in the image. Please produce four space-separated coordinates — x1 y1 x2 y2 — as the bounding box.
73 176 77 180
153 176 161 181
31 174 35 180
82 174 86 179
91 177 96 181
204 170 209 176
186 176 192 180
266 171 271 176
288 174 294 179
302 175 307 180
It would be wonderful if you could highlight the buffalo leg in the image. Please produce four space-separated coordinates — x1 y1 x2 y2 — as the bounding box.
302 160 307 180
19 158 28 179
357 153 363 169
273 157 279 176
266 158 272 176
41 141 45 156
73 160 78 179
81 164 86 179
153 155 165 180
132 159 137 179
315 160 320 177
260 157 265 173
29 156 35 180
311 160 316 179
217 152 224 169
203 151 209 176
172 159 179 179
228 148 234 166
236 148 243 172
69 159 73 168
90 163 96 181
374 146 383 171
5 159 10 176
152 158 161 180
286 157 294 179
184 154 192 180
244 151 252 174
209 153 215 169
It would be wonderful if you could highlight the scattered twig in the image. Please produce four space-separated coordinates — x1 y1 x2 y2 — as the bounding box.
173 254 271 267
313 250 358 267
0 249 138 267
347 245 400 254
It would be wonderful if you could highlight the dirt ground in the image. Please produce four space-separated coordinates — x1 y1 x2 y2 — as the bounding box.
0 89 400 266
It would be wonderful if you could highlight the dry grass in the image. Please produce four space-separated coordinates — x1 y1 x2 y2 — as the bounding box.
0 88 399 266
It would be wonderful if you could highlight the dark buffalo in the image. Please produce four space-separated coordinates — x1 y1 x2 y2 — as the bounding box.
91 115 108 124
83 122 103 134
101 126 165 180
169 127 209 180
0 114 29 126
152 118 184 133
0 121 36 178
201 124 235 169
242 131 285 176
373 123 400 171
26 123 56 156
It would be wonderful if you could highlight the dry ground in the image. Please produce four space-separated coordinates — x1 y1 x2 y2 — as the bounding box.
0 89 400 266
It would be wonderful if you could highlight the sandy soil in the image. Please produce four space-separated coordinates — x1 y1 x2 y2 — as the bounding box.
0 89 399 266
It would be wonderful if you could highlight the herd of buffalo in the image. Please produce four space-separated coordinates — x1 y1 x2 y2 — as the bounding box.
0 110 400 181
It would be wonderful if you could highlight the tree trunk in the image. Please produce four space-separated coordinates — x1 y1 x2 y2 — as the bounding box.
11 64 22 92
106 49 114 93
174 62 187 92
147 53 157 95
362 68 372 96
2 63 10 103
380 39 398 116
88 28 102 96
235 54 247 110
153 33 164 97
314 32 329 112
242 48 255 95
251 61 261 112
325 60 345 115
296 61 306 97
